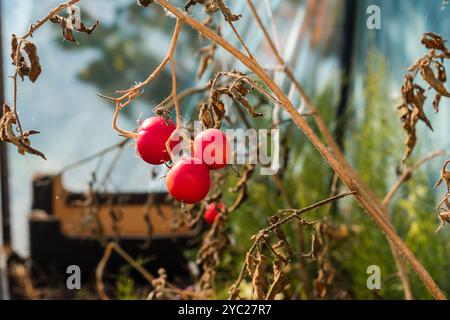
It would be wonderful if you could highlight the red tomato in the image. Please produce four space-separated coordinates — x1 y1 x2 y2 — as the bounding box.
166 157 211 204
193 128 231 170
136 116 176 165
204 202 225 224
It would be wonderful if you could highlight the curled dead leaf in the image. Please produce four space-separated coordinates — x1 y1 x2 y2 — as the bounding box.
398 33 450 162
266 258 288 300
10 36 41 83
420 63 450 97
0 104 46 159
22 41 42 82
50 8 99 44
421 32 449 52
251 249 268 300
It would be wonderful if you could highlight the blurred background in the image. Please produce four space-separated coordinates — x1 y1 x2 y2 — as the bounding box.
0 0 450 300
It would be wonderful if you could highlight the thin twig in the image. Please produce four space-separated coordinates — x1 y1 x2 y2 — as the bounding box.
384 150 448 205
60 138 130 173
100 18 183 137
225 20 254 60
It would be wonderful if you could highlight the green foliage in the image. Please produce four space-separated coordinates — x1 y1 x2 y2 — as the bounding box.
115 271 139 300
396 176 450 299
336 48 404 299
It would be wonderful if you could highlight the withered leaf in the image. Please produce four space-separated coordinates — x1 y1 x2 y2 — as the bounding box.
266 258 288 300
230 85 264 117
411 86 433 130
435 161 450 232
434 160 450 191
199 103 215 129
436 61 447 82
398 33 450 162
50 14 99 44
433 94 442 113
421 32 449 52
10 34 20 65
216 0 242 22
22 41 42 82
421 63 450 97
0 104 46 159
10 35 34 81
211 97 225 128
195 204 230 292
437 211 450 233
50 15 76 42
77 21 99 35
311 229 322 260
251 250 268 300
268 215 292 261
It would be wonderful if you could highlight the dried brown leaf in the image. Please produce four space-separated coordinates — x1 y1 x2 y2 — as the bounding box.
199 103 215 129
433 94 442 113
435 61 447 82
266 258 288 300
230 85 264 118
435 160 450 191
421 32 449 52
398 33 450 162
0 104 46 159
22 41 42 82
437 211 450 233
421 62 450 97
216 0 241 22
251 250 268 300
50 13 99 44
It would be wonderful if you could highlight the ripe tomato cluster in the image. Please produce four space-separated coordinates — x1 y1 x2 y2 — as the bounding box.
136 116 231 205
